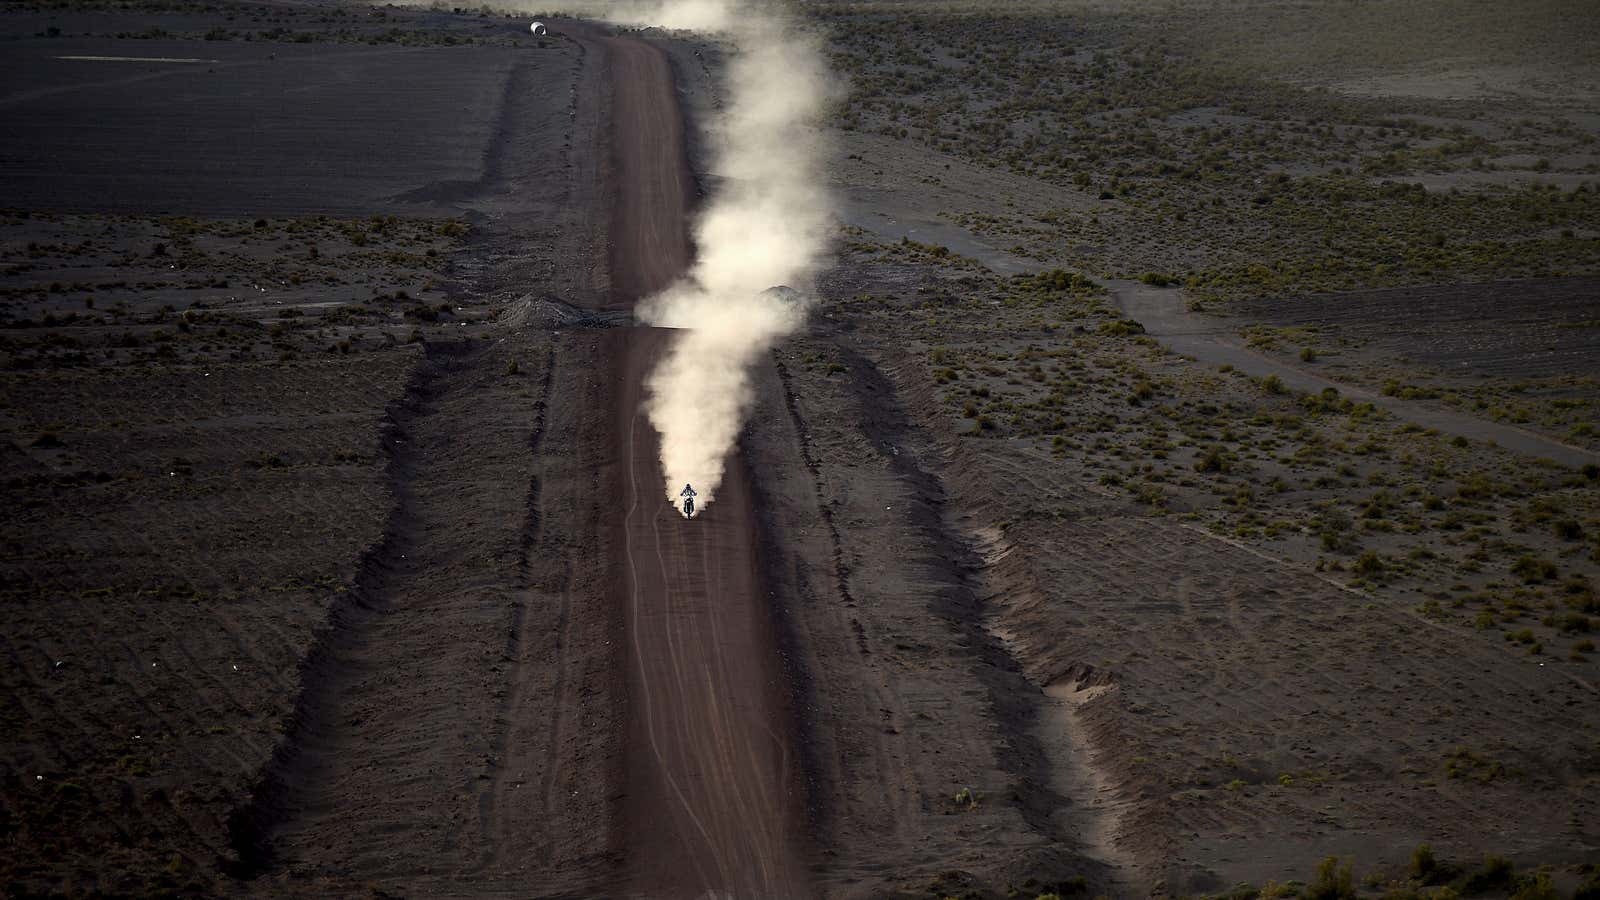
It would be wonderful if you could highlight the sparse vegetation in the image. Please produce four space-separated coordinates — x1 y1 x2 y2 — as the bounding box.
9 0 1600 894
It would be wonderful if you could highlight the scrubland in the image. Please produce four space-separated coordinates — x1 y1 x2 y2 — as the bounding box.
801 0 1600 893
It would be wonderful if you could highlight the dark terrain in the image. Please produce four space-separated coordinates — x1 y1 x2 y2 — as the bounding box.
3 0 1600 898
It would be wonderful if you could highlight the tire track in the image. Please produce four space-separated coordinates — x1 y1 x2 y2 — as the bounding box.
623 407 725 892
476 342 556 874
772 355 858 612
621 394 810 897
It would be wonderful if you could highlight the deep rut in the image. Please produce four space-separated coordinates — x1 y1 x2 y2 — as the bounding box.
226 337 597 891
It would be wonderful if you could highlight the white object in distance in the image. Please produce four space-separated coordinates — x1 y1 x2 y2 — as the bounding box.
530 21 548 35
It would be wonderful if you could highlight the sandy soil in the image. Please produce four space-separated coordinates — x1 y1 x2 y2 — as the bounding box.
601 31 693 308
1234 278 1600 381
1109 280 1600 468
744 349 1115 897
0 347 414 894
0 39 563 217
618 331 812 898
229 334 608 891
806 232 1600 893
1 4 619 893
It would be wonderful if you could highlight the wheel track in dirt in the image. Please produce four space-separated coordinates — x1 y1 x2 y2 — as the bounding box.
764 352 925 859
1111 279 1600 468
771 355 859 613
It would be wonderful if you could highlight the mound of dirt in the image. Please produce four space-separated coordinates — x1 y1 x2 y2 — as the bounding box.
498 294 615 329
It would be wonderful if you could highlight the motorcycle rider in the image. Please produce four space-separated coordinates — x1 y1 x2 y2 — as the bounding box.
679 483 697 517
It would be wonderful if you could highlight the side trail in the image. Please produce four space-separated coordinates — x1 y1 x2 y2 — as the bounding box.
227 337 621 893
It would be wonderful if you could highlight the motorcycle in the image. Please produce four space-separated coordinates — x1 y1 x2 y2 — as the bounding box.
679 483 697 518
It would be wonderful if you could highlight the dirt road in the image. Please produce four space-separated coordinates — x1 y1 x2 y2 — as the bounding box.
595 33 812 898
212 25 807 897
603 32 694 309
616 337 811 898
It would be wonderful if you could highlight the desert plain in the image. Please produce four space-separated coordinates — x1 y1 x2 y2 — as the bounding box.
1 0 1598 898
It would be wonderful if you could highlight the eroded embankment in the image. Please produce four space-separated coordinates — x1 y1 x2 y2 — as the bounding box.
831 346 1072 843
876 339 1159 890
867 343 1147 892
861 336 1600 894
748 336 1117 895
226 340 468 879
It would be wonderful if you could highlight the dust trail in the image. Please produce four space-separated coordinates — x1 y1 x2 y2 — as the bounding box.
595 0 835 516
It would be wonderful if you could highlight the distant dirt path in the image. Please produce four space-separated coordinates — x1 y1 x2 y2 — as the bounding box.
591 31 812 898
601 31 693 309
1110 280 1600 468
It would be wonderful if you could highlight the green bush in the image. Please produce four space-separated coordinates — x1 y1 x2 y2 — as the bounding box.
1554 519 1584 541
1305 856 1355 900
1555 613 1591 633
1512 870 1558 900
1098 319 1146 337
1354 550 1384 578
1511 555 1557 583
1411 843 1441 883
1459 855 1514 894
1406 844 1471 889
1195 445 1231 473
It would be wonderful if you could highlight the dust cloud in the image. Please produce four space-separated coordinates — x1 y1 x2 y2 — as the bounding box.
601 0 835 516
